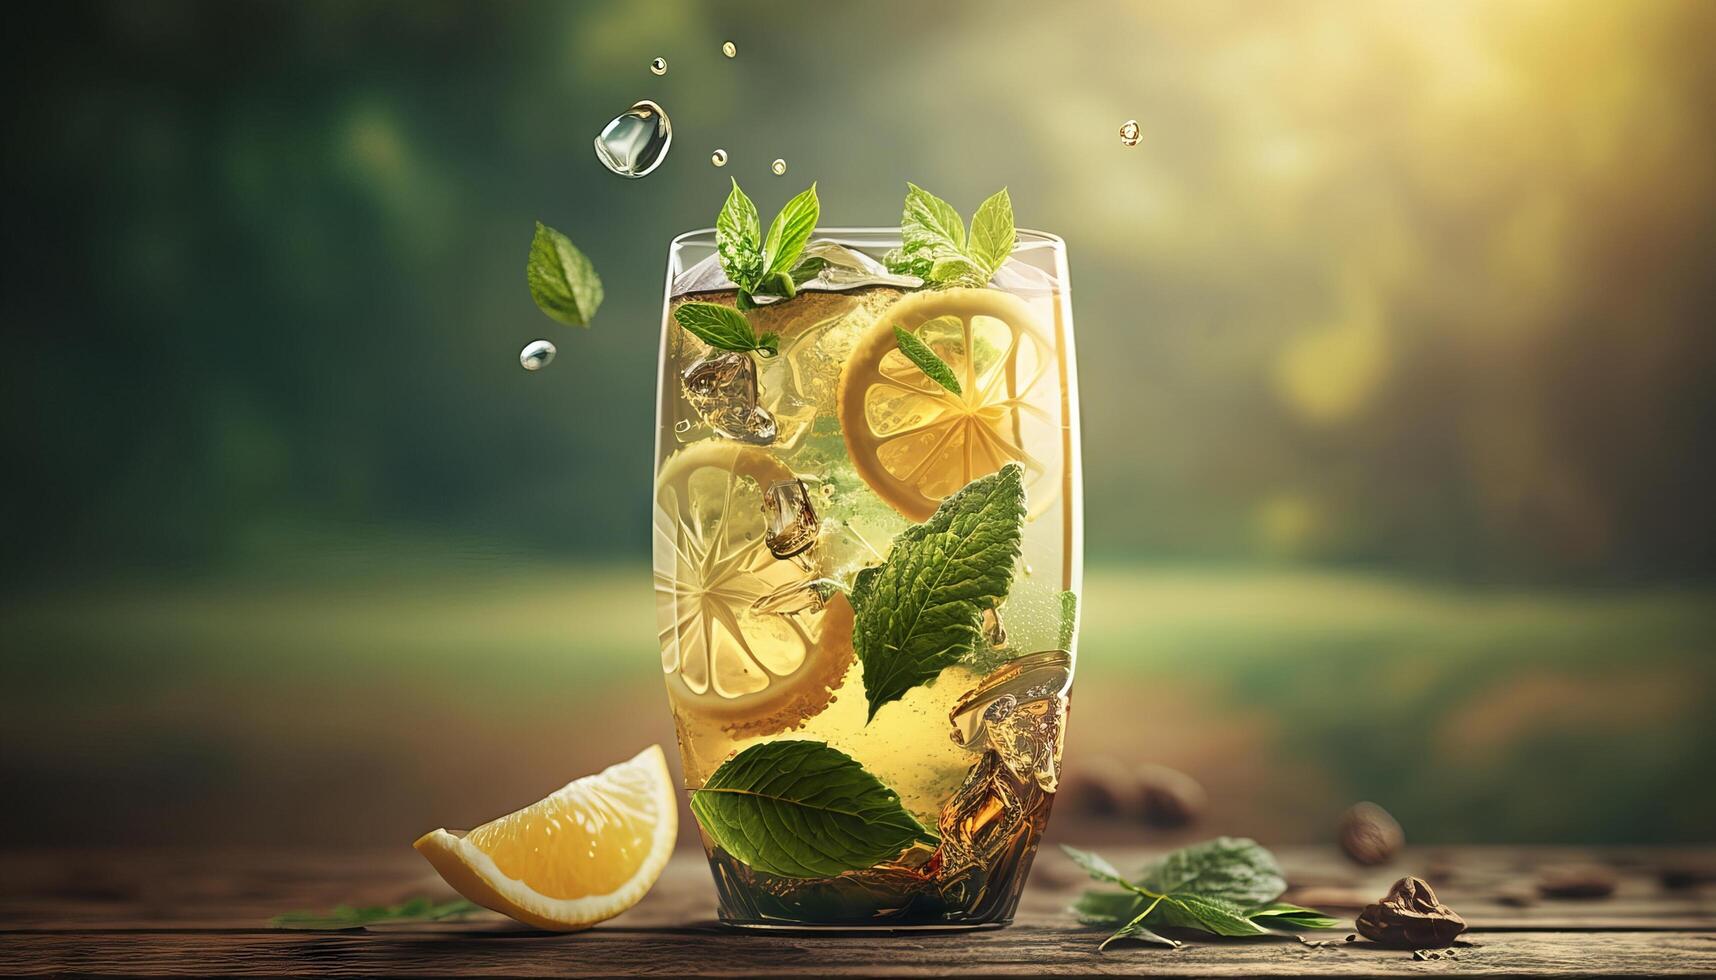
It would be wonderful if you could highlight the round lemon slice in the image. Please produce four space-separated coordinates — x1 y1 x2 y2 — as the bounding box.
413 745 677 932
838 288 1063 522
653 440 854 737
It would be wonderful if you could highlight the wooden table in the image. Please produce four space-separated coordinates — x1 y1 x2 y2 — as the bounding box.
4 845 1714 976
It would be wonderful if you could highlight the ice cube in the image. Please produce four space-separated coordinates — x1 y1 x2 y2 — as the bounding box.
948 650 1072 793
761 478 820 559
988 251 1061 297
795 241 922 291
936 750 1036 874
671 252 736 296
679 350 779 445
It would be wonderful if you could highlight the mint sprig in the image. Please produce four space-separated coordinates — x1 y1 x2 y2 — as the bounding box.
526 221 604 326
884 184 1016 287
892 325 962 395
672 302 780 357
1065 838 1338 950
849 463 1026 721
715 179 820 306
690 740 938 878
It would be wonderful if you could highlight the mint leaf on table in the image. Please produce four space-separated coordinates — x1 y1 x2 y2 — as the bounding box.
689 740 938 878
849 463 1026 721
892 325 962 395
526 222 604 327
714 179 820 306
884 183 1017 287
270 898 480 930
672 302 780 356
1065 838 1333 950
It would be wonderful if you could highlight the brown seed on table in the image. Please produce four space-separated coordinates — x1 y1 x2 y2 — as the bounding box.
1135 763 1206 828
1346 934 1357 942
1356 876 1467 949
1339 801 1404 865
1537 864 1617 899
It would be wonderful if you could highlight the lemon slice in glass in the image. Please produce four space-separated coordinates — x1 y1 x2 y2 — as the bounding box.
837 288 1062 522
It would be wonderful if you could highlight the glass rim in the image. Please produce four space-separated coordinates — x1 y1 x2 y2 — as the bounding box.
668 226 1067 249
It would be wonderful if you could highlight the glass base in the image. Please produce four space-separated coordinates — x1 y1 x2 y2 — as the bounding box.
718 916 1010 934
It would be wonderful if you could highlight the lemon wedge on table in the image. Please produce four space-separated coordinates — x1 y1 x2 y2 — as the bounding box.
413 745 677 931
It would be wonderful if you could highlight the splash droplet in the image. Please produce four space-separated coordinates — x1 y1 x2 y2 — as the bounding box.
722 41 737 58
520 339 556 371
649 57 667 76
710 148 728 167
1119 119 1140 147
771 158 787 176
594 99 672 178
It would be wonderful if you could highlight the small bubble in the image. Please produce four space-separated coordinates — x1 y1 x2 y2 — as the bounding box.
649 57 667 76
771 158 787 176
722 41 737 58
520 339 556 371
1120 119 1141 147
710 148 728 167
1023 563 1035 576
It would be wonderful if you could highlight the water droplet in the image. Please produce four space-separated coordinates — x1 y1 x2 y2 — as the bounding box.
594 100 672 178
722 41 737 58
771 158 787 176
1022 563 1035 576
1119 119 1140 147
710 148 728 167
520 339 556 371
649 57 667 76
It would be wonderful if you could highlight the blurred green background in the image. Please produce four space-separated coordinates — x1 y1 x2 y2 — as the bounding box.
2 0 1713 847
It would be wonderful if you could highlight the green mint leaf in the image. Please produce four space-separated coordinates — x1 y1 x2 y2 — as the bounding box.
967 187 1016 280
672 302 769 354
888 183 968 282
762 183 819 278
716 179 764 292
1247 902 1342 932
893 325 962 395
1072 888 1151 926
1061 845 1141 891
928 253 987 287
1152 893 1266 937
1101 904 1181 950
1137 837 1286 908
270 898 480 930
755 331 781 357
1057 590 1079 649
689 740 938 878
526 222 604 327
788 255 827 287
850 463 1026 721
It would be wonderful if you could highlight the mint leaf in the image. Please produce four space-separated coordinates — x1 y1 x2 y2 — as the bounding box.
762 183 819 278
672 302 778 356
716 179 764 292
1137 837 1285 907
967 187 1016 280
526 222 604 327
1057 590 1079 649
893 325 962 395
1062 845 1137 890
689 740 938 878
270 898 480 930
850 464 1026 720
1101 906 1181 950
1247 902 1342 931
1151 893 1266 937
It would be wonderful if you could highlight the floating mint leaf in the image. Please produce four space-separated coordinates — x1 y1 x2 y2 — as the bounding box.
762 183 819 279
526 222 604 327
672 302 777 356
689 740 938 878
892 325 962 395
850 463 1025 721
716 179 764 292
967 187 1016 281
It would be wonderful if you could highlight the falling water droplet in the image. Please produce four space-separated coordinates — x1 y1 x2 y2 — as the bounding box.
771 158 787 176
710 148 728 167
1119 119 1141 147
594 100 672 178
520 339 556 371
722 41 737 58
649 57 667 76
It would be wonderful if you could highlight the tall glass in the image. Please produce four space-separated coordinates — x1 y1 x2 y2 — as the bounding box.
653 228 1081 929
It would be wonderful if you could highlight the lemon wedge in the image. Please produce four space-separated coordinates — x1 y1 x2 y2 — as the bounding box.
413 745 677 931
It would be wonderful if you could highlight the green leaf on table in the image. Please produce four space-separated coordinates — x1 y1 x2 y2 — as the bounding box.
672 302 778 356
270 898 481 930
526 222 604 327
689 740 938 878
1137 837 1286 907
1101 912 1181 950
893 325 962 395
716 179 764 293
849 463 1026 721
762 183 819 278
1246 902 1343 932
967 187 1016 280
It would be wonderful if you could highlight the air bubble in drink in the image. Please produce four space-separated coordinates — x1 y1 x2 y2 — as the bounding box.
711 148 728 167
519 339 556 371
1120 119 1140 147
649 57 667 75
762 478 820 559
594 100 672 178
722 41 737 58
771 158 787 176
